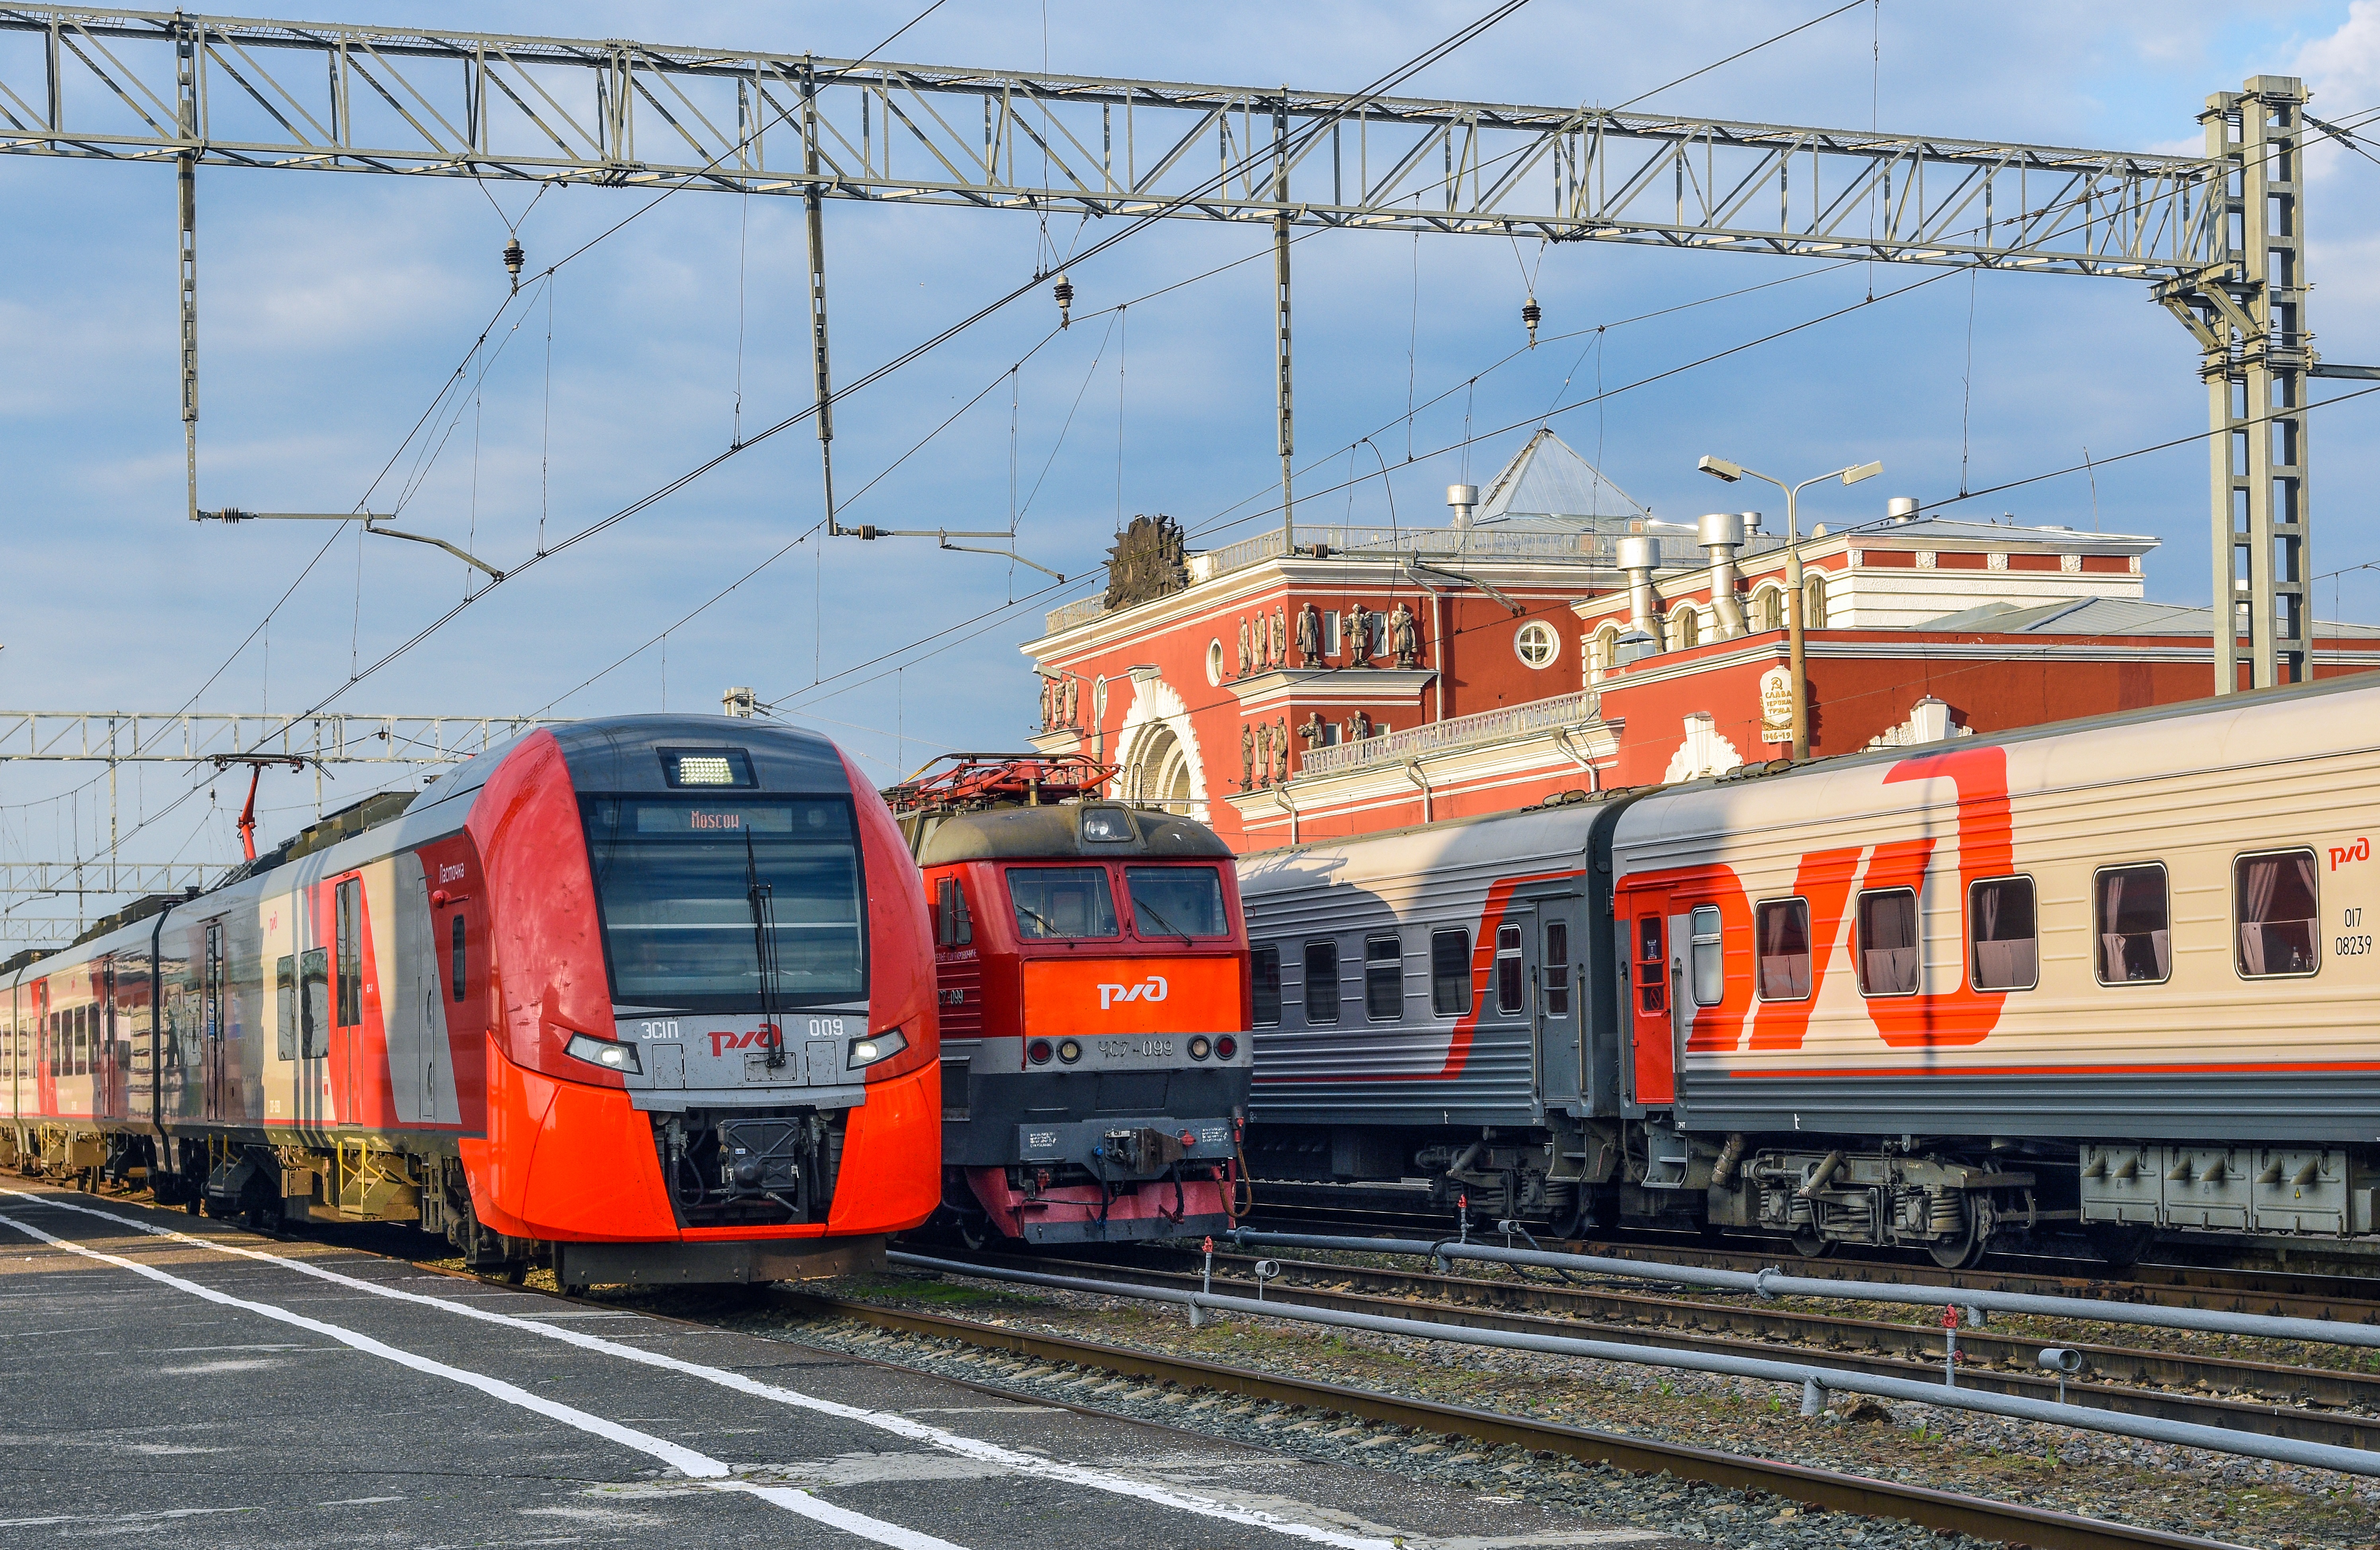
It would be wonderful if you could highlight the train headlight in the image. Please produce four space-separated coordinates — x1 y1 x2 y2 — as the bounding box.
564 1033 641 1075
848 1028 908 1070
1079 805 1135 843
1188 1036 1212 1060
1215 1035 1238 1060
1027 1038 1054 1065
1057 1038 1083 1064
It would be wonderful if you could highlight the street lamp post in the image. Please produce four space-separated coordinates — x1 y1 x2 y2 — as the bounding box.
1696 455 1883 761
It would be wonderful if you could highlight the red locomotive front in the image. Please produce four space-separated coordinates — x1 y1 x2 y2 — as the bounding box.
891 757 1251 1245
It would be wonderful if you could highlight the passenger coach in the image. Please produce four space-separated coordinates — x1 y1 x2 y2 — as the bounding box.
1241 675 2380 1265
0 716 940 1285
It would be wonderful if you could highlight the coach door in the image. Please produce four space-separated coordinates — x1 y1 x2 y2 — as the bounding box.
1532 895 1586 1113
333 875 364 1121
200 921 225 1122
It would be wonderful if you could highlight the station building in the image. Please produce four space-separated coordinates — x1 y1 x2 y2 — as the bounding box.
1022 431 2380 850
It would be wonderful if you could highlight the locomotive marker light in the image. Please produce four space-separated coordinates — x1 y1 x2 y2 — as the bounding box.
1697 455 1883 760
564 1032 642 1074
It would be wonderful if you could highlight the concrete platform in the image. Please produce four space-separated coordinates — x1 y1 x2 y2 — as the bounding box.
0 1182 1701 1549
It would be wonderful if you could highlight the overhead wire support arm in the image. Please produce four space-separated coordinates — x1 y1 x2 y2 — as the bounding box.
189 510 506 580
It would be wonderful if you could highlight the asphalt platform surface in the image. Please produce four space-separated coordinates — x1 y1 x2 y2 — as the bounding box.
0 1182 1700 1549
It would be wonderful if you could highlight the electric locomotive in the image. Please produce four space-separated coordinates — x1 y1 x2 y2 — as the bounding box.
888 756 1251 1245
0 715 940 1285
1241 674 2380 1266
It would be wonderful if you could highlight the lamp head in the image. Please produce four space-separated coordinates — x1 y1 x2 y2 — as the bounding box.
1126 664 1162 684
1841 460 1884 486
1697 455 1745 484
1032 663 1064 681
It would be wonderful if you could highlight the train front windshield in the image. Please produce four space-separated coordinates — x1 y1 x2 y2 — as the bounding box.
582 796 866 1011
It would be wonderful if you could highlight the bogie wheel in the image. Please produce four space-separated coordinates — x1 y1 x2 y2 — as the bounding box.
956 1213 992 1253
2088 1223 2156 1270
1789 1227 1834 1260
1927 1227 1988 1271
502 1260 530 1286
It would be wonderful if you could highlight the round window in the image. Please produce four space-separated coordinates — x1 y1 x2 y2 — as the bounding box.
1514 620 1560 668
1205 639 1225 687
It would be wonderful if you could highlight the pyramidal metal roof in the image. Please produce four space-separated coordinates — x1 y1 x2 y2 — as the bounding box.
1469 427 1650 528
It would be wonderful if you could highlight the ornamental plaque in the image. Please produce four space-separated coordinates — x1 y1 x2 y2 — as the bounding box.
1103 513 1189 611
1759 666 1796 740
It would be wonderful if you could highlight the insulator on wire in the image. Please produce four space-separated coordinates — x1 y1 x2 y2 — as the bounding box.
1053 271 1074 329
1522 295 1541 348
503 235 525 292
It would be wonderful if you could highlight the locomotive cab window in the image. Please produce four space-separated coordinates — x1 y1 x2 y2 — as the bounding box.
1365 935 1403 1020
1304 940 1340 1024
1251 944 1282 1027
1969 876 2039 991
1855 889 1920 997
1495 925 1525 1015
1007 865 1119 940
582 796 866 1012
1126 865 1228 939
1430 928 1471 1017
1755 899 1812 1001
1690 905 1724 1006
2094 863 2170 985
2235 849 2318 978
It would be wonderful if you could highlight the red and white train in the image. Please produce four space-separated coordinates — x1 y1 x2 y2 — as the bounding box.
1240 674 2380 1265
0 716 941 1285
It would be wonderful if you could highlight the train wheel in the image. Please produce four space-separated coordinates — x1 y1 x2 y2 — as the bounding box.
956 1213 992 1252
1927 1227 1987 1271
1790 1227 1833 1260
2088 1223 2154 1270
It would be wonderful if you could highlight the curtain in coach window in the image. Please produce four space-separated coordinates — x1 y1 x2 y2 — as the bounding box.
2098 871 2127 983
2240 856 2279 976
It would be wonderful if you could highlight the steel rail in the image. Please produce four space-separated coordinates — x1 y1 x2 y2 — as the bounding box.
963 1248 2380 1448
786 1289 2250 1550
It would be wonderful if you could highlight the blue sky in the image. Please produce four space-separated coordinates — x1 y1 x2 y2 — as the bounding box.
4 0 2378 926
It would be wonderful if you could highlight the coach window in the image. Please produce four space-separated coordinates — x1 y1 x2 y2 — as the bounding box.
1365 936 1403 1020
1855 889 1921 996
335 877 363 1029
1251 945 1282 1027
1543 921 1572 1017
74 1004 90 1075
275 957 298 1061
1635 917 1668 1014
1755 899 1812 1000
300 948 330 1059
1969 877 2039 991
1495 925 1525 1015
1430 929 1471 1017
1689 906 1725 1006
1008 866 1120 939
2236 850 2319 978
2093 863 2170 984
1303 940 1340 1025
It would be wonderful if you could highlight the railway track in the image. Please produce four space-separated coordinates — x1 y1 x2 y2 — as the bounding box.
782 1287 2247 1550
1247 1186 2380 1326
944 1247 2380 1451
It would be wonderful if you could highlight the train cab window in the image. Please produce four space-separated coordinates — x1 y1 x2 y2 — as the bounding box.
1855 889 1921 997
1969 877 2039 991
1126 866 1229 939
1303 940 1340 1024
335 877 363 1029
1007 866 1120 939
1495 926 1525 1015
1364 936 1403 1020
1543 921 1572 1017
934 877 974 948
1690 906 1724 1006
300 949 330 1059
1634 916 1667 1014
450 913 467 1003
275 957 298 1061
1430 929 1471 1017
1251 945 1282 1027
1755 899 1812 1001
2235 850 2319 978
2094 863 2171 985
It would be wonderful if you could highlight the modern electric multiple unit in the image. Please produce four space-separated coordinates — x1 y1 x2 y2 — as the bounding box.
0 716 941 1286
1239 675 2380 1266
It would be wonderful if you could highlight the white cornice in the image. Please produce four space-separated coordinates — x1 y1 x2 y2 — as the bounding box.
1224 718 1621 819
1223 667 1437 710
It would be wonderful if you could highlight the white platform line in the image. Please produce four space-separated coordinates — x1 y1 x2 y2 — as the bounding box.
0 1209 965 1550
7 1190 1395 1550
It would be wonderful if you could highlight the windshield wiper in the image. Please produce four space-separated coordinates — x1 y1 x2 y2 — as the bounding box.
745 830 787 1069
1132 897 1197 947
